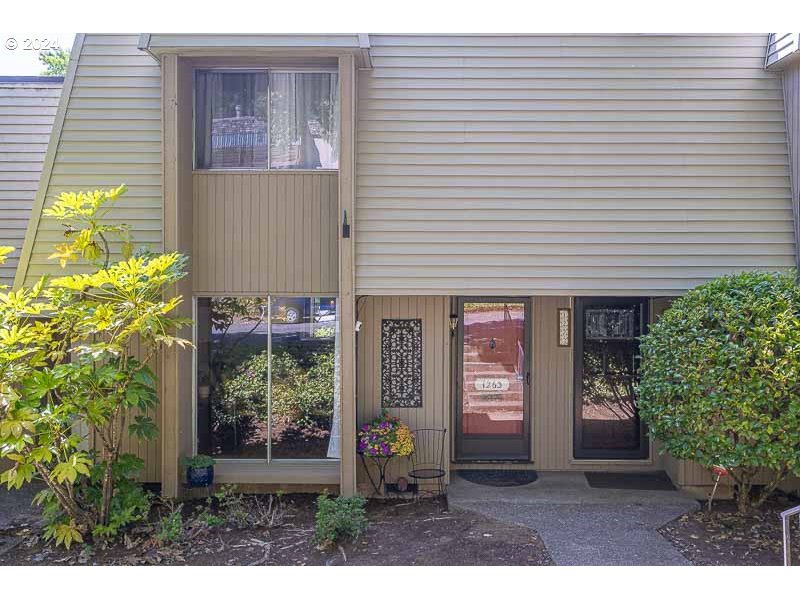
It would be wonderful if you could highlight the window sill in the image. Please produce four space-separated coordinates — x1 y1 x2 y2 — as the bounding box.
213 459 340 485
192 169 338 175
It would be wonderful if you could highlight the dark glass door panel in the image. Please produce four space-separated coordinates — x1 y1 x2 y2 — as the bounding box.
573 298 649 460
455 298 531 461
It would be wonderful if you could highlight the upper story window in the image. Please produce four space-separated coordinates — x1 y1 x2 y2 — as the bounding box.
194 69 339 171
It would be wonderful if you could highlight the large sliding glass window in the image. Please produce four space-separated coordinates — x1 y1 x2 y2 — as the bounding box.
194 70 339 170
196 296 339 460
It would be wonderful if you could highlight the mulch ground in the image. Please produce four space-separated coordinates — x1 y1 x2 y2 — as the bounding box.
0 495 552 566
659 494 800 566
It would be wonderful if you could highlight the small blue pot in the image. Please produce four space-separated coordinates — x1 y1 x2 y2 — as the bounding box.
187 465 214 488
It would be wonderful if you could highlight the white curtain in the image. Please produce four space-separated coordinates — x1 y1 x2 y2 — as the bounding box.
270 72 339 169
195 71 268 169
327 312 342 459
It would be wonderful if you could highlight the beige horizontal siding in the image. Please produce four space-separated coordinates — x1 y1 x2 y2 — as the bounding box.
0 80 61 286
356 34 795 295
192 172 339 295
21 34 162 287
784 63 800 268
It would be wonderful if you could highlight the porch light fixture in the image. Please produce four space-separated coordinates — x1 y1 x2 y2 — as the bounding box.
449 314 458 335
342 210 351 239
558 308 571 347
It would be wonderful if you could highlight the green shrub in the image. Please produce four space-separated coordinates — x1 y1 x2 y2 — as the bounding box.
156 503 184 544
0 185 190 546
638 270 800 512
313 493 368 548
214 484 250 528
221 349 334 430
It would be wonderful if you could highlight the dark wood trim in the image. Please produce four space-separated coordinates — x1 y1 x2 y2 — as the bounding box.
454 296 532 462
573 297 650 460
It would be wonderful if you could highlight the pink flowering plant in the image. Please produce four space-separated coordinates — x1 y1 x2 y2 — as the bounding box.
357 411 414 457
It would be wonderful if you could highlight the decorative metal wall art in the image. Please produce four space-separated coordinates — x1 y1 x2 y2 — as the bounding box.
381 319 423 408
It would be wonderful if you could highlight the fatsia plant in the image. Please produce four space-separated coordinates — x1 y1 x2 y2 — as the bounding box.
0 186 191 547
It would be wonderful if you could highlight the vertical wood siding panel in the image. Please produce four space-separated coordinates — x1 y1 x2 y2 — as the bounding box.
356 296 451 489
241 175 251 291
311 176 321 292
224 175 234 291
192 172 338 294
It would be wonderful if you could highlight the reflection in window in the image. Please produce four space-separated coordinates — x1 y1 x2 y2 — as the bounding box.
196 296 339 460
271 297 337 458
270 73 339 169
195 71 269 169
577 301 647 456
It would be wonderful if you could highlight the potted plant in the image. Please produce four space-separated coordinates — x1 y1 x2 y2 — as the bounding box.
181 455 216 488
357 411 415 458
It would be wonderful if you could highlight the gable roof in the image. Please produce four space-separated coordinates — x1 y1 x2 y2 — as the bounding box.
0 75 63 287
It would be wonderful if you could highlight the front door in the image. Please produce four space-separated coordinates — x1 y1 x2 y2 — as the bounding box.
455 298 531 461
573 297 649 459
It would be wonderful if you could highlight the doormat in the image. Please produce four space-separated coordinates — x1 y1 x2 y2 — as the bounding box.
457 470 538 487
584 471 676 491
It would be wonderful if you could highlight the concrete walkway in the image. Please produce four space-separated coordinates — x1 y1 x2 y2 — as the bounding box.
449 471 699 565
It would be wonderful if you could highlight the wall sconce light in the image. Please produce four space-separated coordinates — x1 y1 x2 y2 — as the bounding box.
558 308 571 347
342 209 350 239
449 314 458 336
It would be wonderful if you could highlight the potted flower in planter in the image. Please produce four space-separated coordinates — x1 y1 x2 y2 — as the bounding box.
357 411 415 496
358 411 415 458
181 455 216 488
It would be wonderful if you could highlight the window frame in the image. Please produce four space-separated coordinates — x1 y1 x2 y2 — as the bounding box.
191 294 340 466
192 67 340 173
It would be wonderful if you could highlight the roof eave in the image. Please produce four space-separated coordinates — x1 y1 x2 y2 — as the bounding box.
138 33 373 69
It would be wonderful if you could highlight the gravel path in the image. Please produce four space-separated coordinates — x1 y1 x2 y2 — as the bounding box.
449 471 699 566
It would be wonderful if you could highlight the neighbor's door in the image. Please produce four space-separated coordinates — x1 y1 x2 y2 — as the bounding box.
455 298 531 461
573 297 649 460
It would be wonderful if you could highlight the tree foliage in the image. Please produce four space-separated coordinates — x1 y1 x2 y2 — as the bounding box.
0 186 190 545
39 48 70 77
638 271 800 512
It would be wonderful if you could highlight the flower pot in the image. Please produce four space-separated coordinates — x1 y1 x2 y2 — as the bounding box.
186 465 214 488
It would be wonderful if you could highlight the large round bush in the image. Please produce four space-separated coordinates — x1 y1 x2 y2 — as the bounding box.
638 271 800 511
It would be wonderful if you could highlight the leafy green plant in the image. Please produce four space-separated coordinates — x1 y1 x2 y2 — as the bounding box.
39 47 70 77
214 484 250 528
638 270 800 513
156 503 184 545
194 497 225 528
0 186 191 546
221 349 334 430
181 455 215 469
313 493 368 549
44 184 134 268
